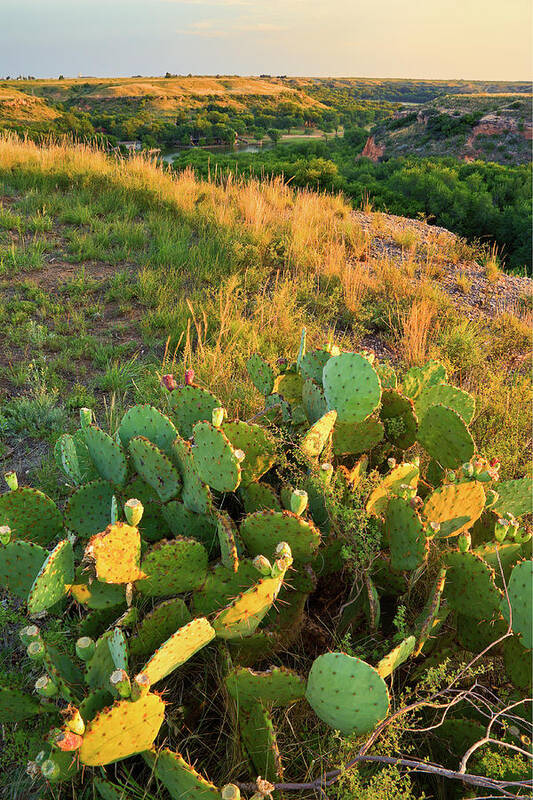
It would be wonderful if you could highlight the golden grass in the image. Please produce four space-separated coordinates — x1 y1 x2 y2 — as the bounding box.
456 272 473 294
398 298 438 366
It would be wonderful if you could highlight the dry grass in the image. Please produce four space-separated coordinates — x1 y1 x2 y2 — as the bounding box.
398 298 438 365
393 228 418 253
456 272 473 294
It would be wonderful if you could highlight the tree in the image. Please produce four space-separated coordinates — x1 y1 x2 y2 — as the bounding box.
267 128 281 144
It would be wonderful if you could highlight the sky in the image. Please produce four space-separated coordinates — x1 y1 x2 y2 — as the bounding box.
1 0 532 81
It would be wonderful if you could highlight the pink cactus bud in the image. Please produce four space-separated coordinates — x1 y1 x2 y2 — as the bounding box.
161 374 178 391
489 458 499 468
184 369 195 386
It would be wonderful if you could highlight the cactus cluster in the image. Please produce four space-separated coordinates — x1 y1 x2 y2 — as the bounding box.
0 339 531 797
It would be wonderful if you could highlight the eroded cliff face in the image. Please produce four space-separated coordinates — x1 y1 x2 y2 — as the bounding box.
464 113 533 159
360 136 386 161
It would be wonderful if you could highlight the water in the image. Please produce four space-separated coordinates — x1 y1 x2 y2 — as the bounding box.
161 141 273 164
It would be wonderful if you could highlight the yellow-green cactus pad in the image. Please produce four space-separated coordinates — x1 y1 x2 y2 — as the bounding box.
0 686 46 722
500 559 532 649
222 421 277 486
380 390 418 450
226 665 306 708
503 635 532 691
415 384 475 426
417 404 474 469
332 418 384 456
323 353 381 424
192 560 261 616
216 512 240 572
302 378 328 425
213 572 287 640
376 636 415 678
0 540 46 599
402 360 446 400
136 538 208 597
492 477 532 519
143 748 221 799
161 501 218 554
85 425 128 486
86 523 145 584
129 436 181 503
239 483 282 514
168 384 221 440
423 481 485 538
141 617 215 684
366 462 419 516
129 598 192 658
27 539 74 614
306 652 390 736
79 693 165 766
240 509 320 563
192 422 242 493
0 487 63 545
169 436 213 514
445 550 503 619
300 348 331 385
385 497 428 571
118 404 177 453
246 354 275 396
239 700 282 782
273 371 304 406
299 410 337 460
64 479 116 539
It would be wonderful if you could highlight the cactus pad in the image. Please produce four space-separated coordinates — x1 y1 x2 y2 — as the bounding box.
415 384 475 426
456 613 507 653
216 512 240 572
94 777 132 800
402 360 446 400
162 501 218 554
272 371 304 406
169 436 213 514
213 572 288 639
299 410 337 460
64 479 116 538
473 541 524 587
118 404 177 453
121 477 171 543
78 693 165 766
323 352 381 423
0 487 63 545
445 550 503 619
306 652 389 736
380 390 418 450
413 569 447 656
385 497 428 571
129 436 181 503
376 636 415 677
85 426 128 486
144 748 220 799
192 422 242 493
79 690 114 723
0 540 46 598
136 538 208 597
246 354 275 396
240 509 320 562
240 482 281 514
192 559 261 616
302 378 328 424
417 404 474 469
503 635 532 691
86 631 120 693
55 433 83 485
226 666 306 708
129 598 192 658
0 686 44 722
239 700 282 782
366 462 419 516
27 539 74 614
222 421 277 486
376 363 397 390
71 570 125 610
108 628 128 671
141 617 215 684
333 418 384 456
300 348 331 385
168 384 221 439
500 559 532 648
423 481 485 538
87 523 145 584
492 477 532 519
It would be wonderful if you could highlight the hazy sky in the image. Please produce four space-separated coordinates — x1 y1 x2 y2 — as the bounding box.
1 0 532 80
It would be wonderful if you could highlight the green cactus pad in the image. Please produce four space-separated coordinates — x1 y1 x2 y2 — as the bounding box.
129 598 192 658
445 550 503 619
222 421 277 486
366 462 419 516
492 477 532 519
456 613 507 653
192 560 261 616
129 436 181 503
299 410 337 460
380 390 418 450
45 643 84 699
323 353 381 424
226 666 306 708
272 371 304 406
402 360 446 400
79 693 165 766
306 652 389 736
415 384 475 426
94 777 132 800
71 570 125 610
169 436 213 514
376 636 416 678
417 404 474 469
333 418 384 456
108 627 128 671
27 539 74 614
473 541 524 587
86 631 120 694
64 479 116 539
216 512 240 572
141 617 215 684
413 569 447 656
246 354 275 396
239 700 282 782
85 426 128 486
121 477 171 543
500 559 532 649
0 487 63 545
228 630 279 667
240 509 320 562
192 422 242 493
300 348 331 385
55 429 99 485
0 540 46 598
385 497 428 571
213 572 287 640
302 378 328 425
118 404 177 453
503 635 532 691
376 363 397 390
0 686 46 722
168 385 221 440
79 690 114 723
143 748 220 800
423 481 485 538
239 482 282 514
161 501 218 554
136 538 208 597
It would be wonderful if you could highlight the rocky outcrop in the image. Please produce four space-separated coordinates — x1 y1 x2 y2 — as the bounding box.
360 136 385 161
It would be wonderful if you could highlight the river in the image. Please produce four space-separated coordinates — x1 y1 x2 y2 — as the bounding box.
161 141 274 164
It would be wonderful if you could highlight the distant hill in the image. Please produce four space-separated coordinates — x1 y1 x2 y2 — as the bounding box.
0 87 60 123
